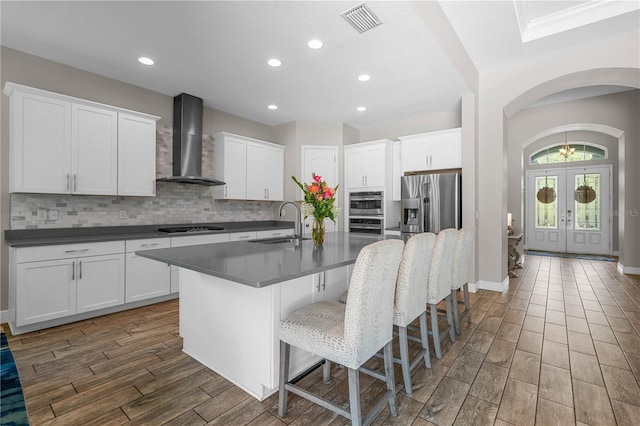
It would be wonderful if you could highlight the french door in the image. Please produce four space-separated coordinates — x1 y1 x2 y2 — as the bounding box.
526 165 611 255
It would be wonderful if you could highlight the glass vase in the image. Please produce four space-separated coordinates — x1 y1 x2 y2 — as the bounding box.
312 218 326 247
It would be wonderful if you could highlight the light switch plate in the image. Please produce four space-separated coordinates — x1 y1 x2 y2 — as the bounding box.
48 209 59 221
37 208 47 220
120 210 127 219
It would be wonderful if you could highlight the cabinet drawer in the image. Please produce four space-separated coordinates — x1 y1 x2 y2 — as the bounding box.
255 229 294 239
16 241 125 263
229 231 257 241
126 238 171 253
171 233 229 247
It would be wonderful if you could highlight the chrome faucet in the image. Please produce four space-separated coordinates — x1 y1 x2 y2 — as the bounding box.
279 201 303 240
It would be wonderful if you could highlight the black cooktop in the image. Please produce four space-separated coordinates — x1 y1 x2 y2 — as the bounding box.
157 225 225 234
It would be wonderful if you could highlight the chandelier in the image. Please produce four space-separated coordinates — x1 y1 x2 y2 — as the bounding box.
559 132 575 158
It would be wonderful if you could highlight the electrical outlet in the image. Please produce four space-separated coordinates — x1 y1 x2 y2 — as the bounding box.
119 210 127 219
48 209 59 221
37 208 47 220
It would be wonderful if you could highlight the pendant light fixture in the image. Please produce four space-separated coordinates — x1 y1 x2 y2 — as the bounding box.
537 174 556 204
559 132 576 158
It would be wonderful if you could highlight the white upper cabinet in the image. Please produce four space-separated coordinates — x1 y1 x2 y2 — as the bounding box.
7 89 71 194
400 128 461 172
247 141 284 201
213 132 284 201
213 133 247 199
118 113 157 196
72 103 118 195
4 82 159 196
344 140 389 190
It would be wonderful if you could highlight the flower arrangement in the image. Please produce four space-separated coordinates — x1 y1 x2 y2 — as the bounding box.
292 173 339 245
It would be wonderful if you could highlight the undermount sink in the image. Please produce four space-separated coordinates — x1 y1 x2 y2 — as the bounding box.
249 236 311 244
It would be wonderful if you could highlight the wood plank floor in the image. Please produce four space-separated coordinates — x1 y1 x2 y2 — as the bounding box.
4 255 640 425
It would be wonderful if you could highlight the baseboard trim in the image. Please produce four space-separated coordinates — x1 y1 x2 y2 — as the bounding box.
618 262 640 275
469 277 509 293
0 310 9 325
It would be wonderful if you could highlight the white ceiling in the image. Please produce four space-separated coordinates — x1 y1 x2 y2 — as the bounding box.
2 1 638 129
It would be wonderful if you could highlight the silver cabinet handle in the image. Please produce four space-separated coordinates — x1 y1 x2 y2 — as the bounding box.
78 260 83 279
140 243 159 248
272 232 282 236
320 271 326 291
64 248 89 254
71 261 75 280
239 235 250 239
73 174 78 192
267 188 270 199
66 174 70 191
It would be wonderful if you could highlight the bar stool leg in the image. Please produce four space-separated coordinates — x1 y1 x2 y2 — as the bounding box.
278 340 290 418
451 289 461 335
398 326 412 394
323 360 331 384
446 295 456 342
347 368 362 425
430 304 442 359
464 283 472 324
419 311 431 369
383 341 398 417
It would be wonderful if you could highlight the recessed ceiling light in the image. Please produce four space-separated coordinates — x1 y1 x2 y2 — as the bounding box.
358 74 371 82
267 58 282 67
268 104 278 110
307 39 324 49
357 106 366 112
138 57 154 66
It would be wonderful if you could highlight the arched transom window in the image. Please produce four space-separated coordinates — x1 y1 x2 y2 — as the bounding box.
530 142 607 165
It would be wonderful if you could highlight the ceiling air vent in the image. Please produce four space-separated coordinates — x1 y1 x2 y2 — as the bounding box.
341 3 382 33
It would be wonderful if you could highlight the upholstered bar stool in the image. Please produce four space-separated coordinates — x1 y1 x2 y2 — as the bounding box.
278 239 404 426
390 232 437 394
451 227 475 335
425 228 458 358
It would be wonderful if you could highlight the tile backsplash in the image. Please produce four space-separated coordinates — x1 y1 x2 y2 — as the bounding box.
10 125 279 229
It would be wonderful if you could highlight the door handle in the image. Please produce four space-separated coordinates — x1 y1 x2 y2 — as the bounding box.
71 261 75 280
66 174 70 191
78 261 83 279
73 174 78 192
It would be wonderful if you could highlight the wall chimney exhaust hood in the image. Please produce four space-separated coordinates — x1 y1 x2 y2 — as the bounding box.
157 93 225 186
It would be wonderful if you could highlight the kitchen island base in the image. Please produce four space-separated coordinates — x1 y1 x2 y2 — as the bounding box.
179 265 351 401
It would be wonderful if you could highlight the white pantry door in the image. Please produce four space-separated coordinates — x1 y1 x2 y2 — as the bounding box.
301 145 338 233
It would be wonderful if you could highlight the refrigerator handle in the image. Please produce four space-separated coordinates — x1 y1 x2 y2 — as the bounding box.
420 181 430 233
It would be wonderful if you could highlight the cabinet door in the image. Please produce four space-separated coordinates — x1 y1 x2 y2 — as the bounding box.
229 231 257 241
246 142 267 200
118 113 157 196
401 137 430 172
76 254 125 313
362 144 386 187
264 145 284 201
392 141 402 201
345 147 366 189
72 104 118 195
10 91 71 194
219 135 247 199
428 129 461 170
125 253 170 302
16 259 76 326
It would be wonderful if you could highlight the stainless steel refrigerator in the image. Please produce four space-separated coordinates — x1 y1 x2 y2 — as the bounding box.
400 172 461 233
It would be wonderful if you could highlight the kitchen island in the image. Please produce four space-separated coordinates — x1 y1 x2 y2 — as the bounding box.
136 232 390 400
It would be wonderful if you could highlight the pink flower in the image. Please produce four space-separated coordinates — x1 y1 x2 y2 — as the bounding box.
323 190 332 199
313 174 322 183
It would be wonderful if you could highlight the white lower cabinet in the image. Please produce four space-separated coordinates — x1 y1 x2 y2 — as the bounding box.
14 241 125 326
76 254 125 313
16 259 77 325
125 238 171 303
229 231 256 241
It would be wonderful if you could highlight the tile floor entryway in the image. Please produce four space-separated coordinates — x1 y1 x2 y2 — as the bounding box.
4 255 640 425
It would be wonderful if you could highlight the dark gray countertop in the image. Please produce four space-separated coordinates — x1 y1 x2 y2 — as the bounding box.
4 220 295 247
136 232 394 288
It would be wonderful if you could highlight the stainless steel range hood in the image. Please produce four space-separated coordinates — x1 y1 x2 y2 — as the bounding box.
157 93 225 186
